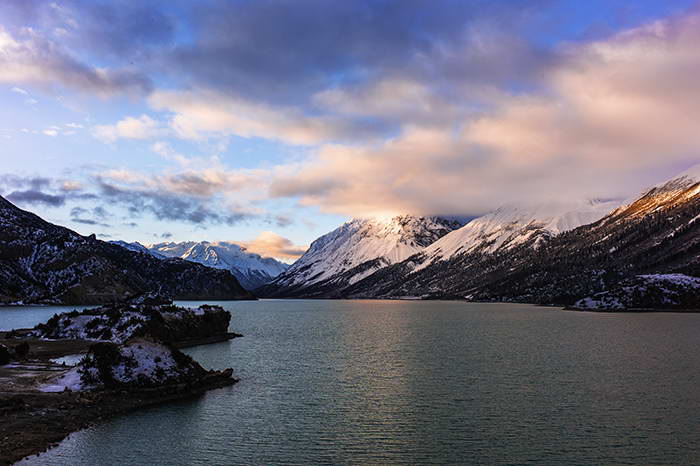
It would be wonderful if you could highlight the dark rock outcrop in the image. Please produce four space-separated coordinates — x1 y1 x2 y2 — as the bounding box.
31 302 233 345
0 344 11 365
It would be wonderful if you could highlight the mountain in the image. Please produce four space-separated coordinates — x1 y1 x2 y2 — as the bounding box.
411 199 620 272
109 240 166 259
259 164 700 308
257 215 467 297
0 196 254 305
149 241 289 290
343 164 700 304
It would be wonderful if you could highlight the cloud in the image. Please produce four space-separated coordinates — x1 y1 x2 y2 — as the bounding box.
93 114 163 143
6 189 65 207
272 214 293 228
0 26 150 96
267 8 700 216
69 206 110 226
235 231 307 261
94 174 256 226
11 86 27 95
0 174 94 208
170 0 549 105
149 89 388 145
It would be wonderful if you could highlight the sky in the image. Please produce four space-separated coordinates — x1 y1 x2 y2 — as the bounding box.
1 0 699 262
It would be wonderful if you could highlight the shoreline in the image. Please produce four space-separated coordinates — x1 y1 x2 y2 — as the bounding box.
1 373 237 466
0 331 240 466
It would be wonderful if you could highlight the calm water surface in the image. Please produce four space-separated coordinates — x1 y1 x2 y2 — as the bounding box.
5 300 700 465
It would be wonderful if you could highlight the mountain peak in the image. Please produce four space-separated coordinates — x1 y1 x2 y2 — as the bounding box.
148 240 288 290
264 215 466 294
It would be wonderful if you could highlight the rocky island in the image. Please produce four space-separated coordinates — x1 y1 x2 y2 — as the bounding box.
0 296 240 465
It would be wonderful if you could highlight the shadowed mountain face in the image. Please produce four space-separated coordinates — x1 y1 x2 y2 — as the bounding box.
259 166 700 306
0 196 255 305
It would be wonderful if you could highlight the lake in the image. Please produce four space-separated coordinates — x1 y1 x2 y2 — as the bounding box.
5 300 700 465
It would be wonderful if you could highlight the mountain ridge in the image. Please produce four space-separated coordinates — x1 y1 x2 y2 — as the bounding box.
148 241 289 290
257 215 467 297
259 164 700 307
0 197 255 304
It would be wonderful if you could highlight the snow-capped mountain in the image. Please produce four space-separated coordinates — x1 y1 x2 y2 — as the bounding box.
109 240 166 259
149 241 288 290
259 215 467 297
261 163 700 308
343 163 700 304
413 199 620 271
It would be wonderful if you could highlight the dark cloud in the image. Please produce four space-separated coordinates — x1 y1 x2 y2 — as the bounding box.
69 206 110 227
170 0 552 105
0 174 95 208
0 1 152 96
96 177 254 227
6 190 65 207
161 232 173 239
63 1 175 59
273 214 294 228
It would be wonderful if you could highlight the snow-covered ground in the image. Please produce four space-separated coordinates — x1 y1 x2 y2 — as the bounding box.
31 303 229 344
574 274 700 310
40 339 202 392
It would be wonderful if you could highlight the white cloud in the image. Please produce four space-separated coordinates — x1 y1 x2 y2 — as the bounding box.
42 129 59 137
149 89 385 145
11 86 28 95
93 114 163 143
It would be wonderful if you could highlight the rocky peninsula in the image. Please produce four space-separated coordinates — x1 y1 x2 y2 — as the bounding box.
0 296 241 465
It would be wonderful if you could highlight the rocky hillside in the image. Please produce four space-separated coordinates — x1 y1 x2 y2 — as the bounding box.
0 196 255 304
257 215 467 297
572 274 700 311
148 241 288 290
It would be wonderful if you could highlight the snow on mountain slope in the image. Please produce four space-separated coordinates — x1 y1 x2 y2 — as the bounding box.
110 240 166 259
604 162 700 223
270 215 467 289
149 241 288 290
414 199 620 270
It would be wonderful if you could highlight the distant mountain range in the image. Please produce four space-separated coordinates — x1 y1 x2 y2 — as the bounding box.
109 240 288 290
148 241 288 290
258 165 700 309
2 163 699 309
0 198 254 305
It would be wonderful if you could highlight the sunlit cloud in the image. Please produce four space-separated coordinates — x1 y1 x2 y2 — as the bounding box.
235 231 308 261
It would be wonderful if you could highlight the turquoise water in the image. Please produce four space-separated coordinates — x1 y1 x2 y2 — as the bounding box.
8 300 700 465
